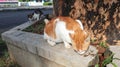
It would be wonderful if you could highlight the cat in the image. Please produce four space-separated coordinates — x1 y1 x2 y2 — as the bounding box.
28 9 44 21
44 16 90 54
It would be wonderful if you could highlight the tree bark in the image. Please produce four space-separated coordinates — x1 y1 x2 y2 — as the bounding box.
53 0 75 16
53 0 120 45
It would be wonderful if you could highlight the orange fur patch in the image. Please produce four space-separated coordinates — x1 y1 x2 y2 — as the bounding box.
44 18 57 39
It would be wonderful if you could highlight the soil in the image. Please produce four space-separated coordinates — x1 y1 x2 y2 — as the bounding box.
23 19 45 35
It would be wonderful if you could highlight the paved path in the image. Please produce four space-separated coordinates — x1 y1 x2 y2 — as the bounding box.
0 8 53 33
0 10 34 33
0 6 53 11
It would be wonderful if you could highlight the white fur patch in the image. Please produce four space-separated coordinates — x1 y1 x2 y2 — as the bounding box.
55 20 72 43
44 19 49 24
76 20 84 30
33 13 40 21
28 18 32 21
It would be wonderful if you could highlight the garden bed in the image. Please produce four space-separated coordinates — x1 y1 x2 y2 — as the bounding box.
23 19 45 34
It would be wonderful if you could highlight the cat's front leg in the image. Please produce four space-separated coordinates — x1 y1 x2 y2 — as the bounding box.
63 41 71 48
47 40 56 46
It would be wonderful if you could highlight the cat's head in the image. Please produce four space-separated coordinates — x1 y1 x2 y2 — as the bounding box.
27 13 34 21
34 9 43 15
71 30 90 55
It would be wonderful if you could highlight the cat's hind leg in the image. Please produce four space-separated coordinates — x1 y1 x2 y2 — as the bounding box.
63 41 71 48
47 40 56 46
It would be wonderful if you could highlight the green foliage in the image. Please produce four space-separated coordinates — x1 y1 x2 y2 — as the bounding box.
113 58 120 60
23 26 35 32
0 57 21 67
43 2 53 6
99 41 108 48
0 58 6 67
95 53 119 67
18 0 23 2
0 35 20 67
18 0 30 2
0 36 5 45
95 64 99 67
111 62 117 67
3 51 9 58
26 0 30 2
23 20 45 34
90 38 96 43
102 53 114 67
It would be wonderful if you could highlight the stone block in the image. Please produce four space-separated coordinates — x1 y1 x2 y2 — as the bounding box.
2 21 98 67
107 46 120 67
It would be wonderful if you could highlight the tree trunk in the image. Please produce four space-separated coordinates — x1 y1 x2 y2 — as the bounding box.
53 0 120 45
53 0 75 16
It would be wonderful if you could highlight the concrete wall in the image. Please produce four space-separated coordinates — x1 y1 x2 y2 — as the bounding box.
1 21 99 67
2 20 120 67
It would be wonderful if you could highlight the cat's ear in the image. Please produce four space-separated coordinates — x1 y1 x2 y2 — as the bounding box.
44 19 49 24
85 35 90 42
84 31 90 42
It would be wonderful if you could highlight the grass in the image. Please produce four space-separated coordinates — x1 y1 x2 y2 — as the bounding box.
0 35 7 57
0 35 21 67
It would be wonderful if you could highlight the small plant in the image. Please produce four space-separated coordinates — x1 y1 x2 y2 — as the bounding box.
102 53 115 67
90 39 119 67
95 53 119 67
95 64 99 67
23 20 45 34
99 41 108 48
90 38 97 43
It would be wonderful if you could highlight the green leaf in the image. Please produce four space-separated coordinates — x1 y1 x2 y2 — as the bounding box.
111 62 117 67
102 53 114 67
113 58 120 60
99 41 108 48
95 64 99 67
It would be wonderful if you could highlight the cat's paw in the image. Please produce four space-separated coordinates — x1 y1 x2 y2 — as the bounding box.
47 40 56 46
64 41 71 48
65 44 71 48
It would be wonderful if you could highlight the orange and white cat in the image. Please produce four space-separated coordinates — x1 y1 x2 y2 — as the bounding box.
44 17 90 54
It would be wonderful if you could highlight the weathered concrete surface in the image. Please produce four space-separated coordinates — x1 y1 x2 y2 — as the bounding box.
107 46 120 67
2 30 98 67
2 21 98 67
7 42 64 67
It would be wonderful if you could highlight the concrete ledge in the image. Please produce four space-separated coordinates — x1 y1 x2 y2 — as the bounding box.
107 46 120 67
2 21 98 67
